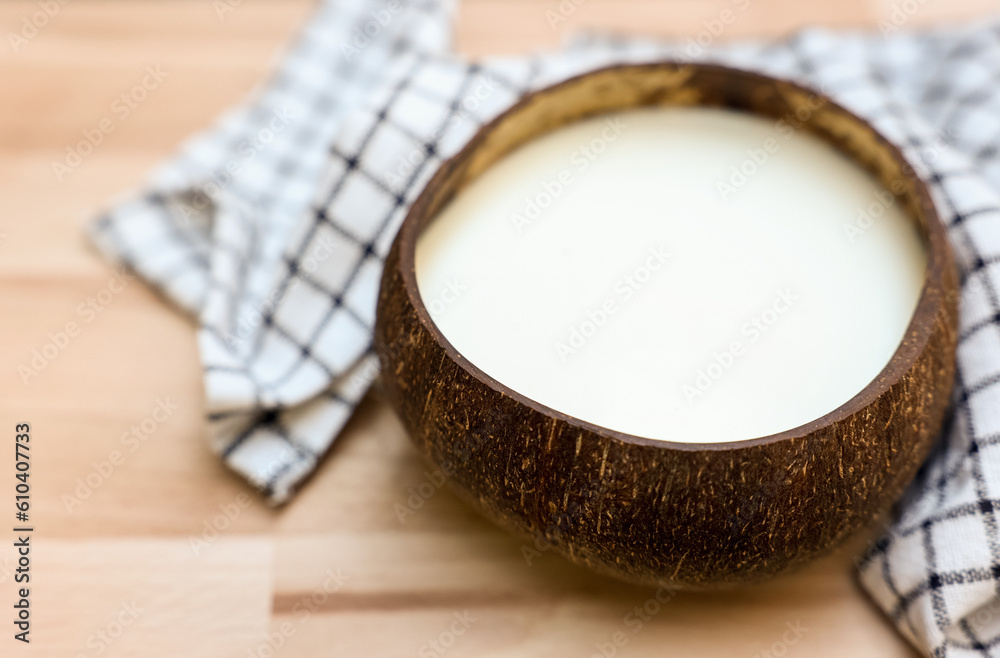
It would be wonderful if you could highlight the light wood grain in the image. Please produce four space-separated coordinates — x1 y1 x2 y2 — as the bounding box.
0 0 995 655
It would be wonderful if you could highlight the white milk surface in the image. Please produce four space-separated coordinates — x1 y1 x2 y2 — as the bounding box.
415 107 926 444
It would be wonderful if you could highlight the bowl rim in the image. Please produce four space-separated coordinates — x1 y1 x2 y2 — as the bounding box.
392 61 952 453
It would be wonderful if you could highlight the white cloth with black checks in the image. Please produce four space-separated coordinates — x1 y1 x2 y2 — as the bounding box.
89 3 1000 654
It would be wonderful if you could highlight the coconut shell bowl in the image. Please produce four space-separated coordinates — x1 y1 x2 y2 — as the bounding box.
373 62 958 588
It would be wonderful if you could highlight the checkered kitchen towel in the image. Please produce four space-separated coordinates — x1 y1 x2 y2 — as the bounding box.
89 1 1000 654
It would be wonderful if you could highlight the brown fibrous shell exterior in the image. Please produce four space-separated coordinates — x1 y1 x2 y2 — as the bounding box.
375 63 958 588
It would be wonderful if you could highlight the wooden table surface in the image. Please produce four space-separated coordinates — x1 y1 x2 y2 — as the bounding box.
1 1 997 656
